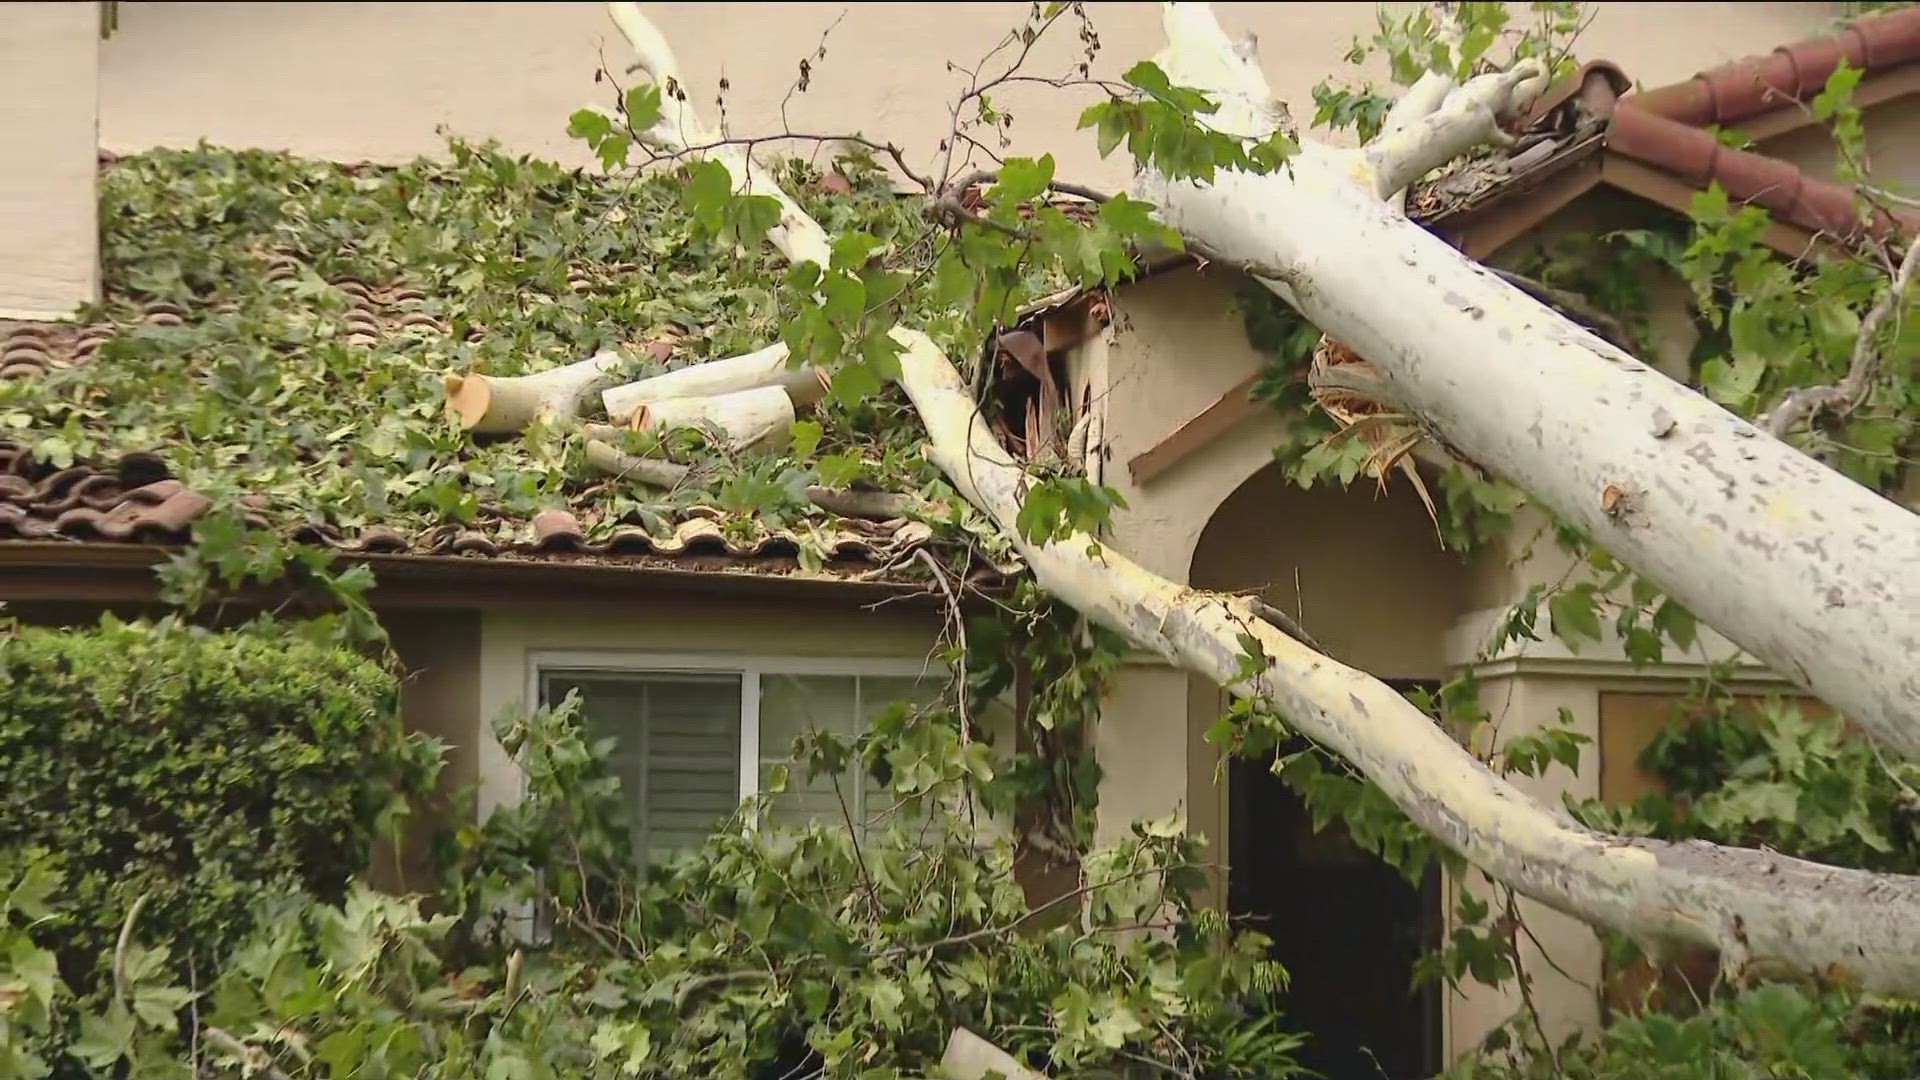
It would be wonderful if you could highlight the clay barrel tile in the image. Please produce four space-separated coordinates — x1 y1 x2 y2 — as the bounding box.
1629 6 1920 125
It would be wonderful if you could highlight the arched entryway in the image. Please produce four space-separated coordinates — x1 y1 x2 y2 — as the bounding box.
1190 464 1473 1079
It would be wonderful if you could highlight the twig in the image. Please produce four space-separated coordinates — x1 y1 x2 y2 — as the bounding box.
112 892 151 1008
916 548 975 825
201 1027 294 1080
876 863 1182 959
1248 598 1325 652
1761 238 1918 437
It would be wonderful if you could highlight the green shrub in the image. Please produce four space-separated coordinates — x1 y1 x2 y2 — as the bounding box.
0 616 437 995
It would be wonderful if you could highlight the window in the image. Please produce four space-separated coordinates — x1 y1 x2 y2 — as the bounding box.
534 656 945 865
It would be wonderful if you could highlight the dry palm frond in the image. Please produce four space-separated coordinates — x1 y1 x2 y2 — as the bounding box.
1307 335 1440 533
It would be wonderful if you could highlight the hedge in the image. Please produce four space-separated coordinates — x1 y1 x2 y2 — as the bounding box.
0 616 433 993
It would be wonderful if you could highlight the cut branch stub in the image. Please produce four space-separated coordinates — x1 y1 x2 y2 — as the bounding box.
444 351 631 435
445 339 674 434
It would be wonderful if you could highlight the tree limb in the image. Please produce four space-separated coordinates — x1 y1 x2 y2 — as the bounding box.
891 323 1920 993
607 2 833 268
1375 3 1465 213
1761 239 1918 437
1364 58 1550 199
601 342 827 419
444 352 631 435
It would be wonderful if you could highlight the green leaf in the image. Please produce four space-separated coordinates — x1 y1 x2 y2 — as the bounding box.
1652 599 1698 652
73 1006 135 1069
1548 587 1604 651
788 419 823 461
829 359 882 406
566 108 613 144
623 84 663 130
830 230 883 272
993 155 1056 206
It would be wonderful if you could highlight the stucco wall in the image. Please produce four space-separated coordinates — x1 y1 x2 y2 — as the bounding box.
1758 97 1920 187
96 3 1841 189
0 3 99 318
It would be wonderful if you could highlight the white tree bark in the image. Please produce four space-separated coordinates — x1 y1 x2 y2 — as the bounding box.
625 385 795 455
601 342 826 418
892 324 1920 992
1139 4 1920 756
607 3 833 269
443 352 628 434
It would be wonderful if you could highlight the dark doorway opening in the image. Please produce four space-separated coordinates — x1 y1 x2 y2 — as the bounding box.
1228 709 1444 1079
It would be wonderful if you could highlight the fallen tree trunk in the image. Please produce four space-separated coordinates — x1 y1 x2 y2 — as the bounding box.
891 324 1920 992
1137 5 1920 757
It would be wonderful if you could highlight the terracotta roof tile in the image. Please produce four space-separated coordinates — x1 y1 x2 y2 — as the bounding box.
1628 5 1920 126
0 442 963 583
1416 9 1920 244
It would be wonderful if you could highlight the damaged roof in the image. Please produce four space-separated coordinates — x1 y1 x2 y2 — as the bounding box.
1416 4 1920 254
0 147 994 594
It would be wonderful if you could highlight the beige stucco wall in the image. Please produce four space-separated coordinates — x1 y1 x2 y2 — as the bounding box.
1759 97 1920 187
95 3 1842 189
0 3 99 318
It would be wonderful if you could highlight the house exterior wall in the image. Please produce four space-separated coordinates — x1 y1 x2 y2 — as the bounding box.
0 3 100 318
1757 97 1920 186
470 596 971 817
93 3 1841 190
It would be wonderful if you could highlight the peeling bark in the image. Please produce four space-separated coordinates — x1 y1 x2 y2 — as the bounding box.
1140 4 1920 755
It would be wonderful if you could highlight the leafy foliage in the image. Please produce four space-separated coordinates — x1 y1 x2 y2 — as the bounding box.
0 142 977 609
0 616 439 1000
0 687 1307 1080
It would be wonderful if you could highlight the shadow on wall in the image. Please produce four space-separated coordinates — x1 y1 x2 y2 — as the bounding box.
1189 462 1474 683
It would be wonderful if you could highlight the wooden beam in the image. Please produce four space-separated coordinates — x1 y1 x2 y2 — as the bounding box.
1126 373 1261 486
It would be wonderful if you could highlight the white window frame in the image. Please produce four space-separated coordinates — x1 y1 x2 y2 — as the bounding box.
526 650 939 807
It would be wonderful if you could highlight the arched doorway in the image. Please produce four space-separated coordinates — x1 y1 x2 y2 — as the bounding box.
1190 464 1472 1079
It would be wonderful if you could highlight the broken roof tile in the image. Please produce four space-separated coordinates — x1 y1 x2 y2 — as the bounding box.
1415 7 1920 245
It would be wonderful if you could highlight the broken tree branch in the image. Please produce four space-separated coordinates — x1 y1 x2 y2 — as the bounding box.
607 1 833 268
1375 3 1465 213
583 430 694 488
1364 58 1550 199
1761 238 1919 437
601 342 826 419
892 323 1920 992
